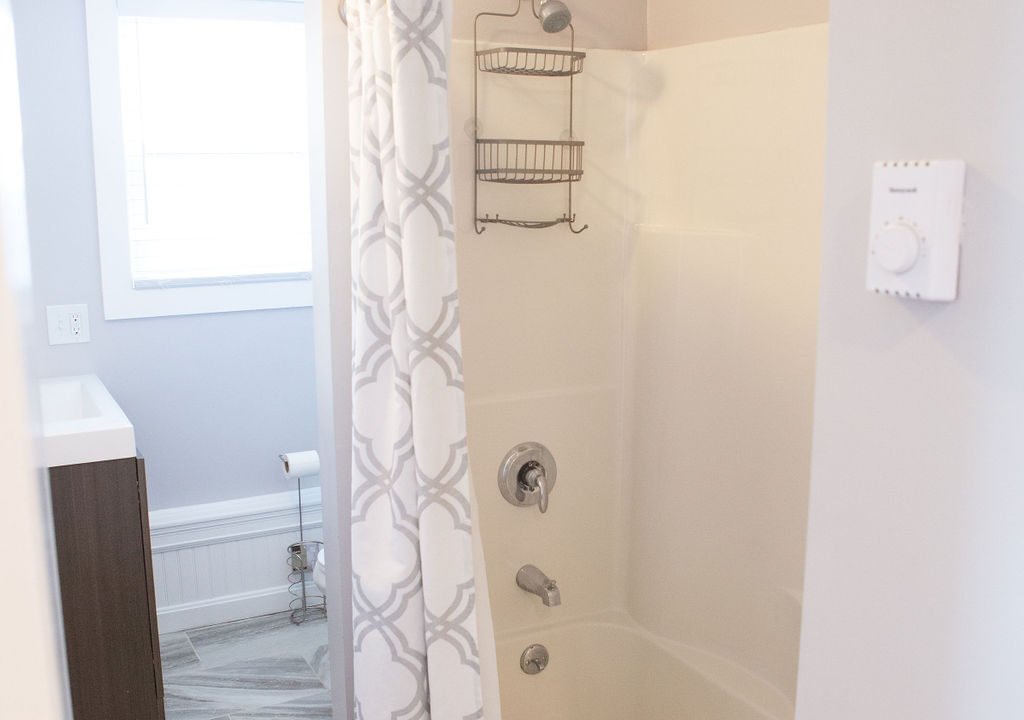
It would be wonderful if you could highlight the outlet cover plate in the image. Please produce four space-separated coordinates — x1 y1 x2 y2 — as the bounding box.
47 304 90 345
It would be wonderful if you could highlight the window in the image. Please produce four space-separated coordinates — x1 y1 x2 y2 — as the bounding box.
86 0 312 319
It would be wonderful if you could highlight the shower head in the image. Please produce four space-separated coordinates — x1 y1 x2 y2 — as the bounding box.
537 0 572 33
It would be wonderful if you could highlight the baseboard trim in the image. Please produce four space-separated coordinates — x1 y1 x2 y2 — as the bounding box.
156 585 295 634
150 486 322 553
149 488 324 632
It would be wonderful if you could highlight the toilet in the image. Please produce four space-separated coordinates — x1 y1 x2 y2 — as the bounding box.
313 545 327 596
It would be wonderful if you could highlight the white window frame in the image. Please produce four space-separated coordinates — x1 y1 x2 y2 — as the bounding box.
84 0 312 320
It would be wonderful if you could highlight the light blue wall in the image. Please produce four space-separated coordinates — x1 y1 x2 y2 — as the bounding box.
12 0 318 510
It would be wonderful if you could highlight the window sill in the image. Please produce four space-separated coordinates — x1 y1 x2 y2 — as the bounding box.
100 276 313 320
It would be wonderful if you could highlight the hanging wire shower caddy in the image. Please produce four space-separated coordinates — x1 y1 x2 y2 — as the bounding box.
474 1 588 233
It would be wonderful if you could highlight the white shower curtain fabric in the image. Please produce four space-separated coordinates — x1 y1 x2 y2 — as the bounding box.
347 2 491 720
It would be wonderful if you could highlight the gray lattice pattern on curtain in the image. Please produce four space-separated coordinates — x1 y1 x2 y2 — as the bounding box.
348 2 484 719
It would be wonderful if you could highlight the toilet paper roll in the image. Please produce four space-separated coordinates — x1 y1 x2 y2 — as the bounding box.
280 450 320 479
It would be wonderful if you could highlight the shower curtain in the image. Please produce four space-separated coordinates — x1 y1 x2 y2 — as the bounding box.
347 2 493 719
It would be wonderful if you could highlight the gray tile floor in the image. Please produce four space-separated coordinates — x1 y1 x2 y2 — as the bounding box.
161 611 331 720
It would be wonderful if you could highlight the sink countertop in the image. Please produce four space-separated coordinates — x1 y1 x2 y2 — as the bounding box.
39 374 136 468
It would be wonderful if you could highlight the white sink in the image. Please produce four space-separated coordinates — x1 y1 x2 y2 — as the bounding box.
39 375 136 468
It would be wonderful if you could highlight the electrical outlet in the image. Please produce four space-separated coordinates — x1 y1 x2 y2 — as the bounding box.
47 304 91 345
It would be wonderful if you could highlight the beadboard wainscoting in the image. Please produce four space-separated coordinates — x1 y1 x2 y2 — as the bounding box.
149 486 323 633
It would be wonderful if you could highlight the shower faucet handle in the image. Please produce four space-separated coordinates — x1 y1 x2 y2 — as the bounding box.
536 471 549 514
519 462 549 514
498 442 557 514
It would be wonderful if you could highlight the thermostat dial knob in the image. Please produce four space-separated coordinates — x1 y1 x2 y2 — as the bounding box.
873 221 922 274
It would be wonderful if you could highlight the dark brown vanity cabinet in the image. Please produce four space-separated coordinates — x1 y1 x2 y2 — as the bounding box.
49 457 165 720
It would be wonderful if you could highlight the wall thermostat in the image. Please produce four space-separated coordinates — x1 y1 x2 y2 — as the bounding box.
867 159 966 301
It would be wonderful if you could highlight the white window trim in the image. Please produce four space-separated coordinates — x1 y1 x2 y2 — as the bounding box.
84 0 311 320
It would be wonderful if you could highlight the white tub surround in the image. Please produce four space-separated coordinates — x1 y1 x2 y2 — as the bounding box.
457 25 827 717
496 615 791 720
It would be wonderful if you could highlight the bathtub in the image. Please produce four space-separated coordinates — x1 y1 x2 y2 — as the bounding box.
495 615 793 720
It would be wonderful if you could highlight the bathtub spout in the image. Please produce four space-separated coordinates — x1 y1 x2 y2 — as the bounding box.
516 565 561 607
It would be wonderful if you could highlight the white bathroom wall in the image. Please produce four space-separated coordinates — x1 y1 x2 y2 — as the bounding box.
625 25 829 703
797 3 1024 718
10 0 318 511
646 0 827 50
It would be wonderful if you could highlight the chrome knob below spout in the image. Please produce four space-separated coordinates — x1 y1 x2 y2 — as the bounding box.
516 564 561 607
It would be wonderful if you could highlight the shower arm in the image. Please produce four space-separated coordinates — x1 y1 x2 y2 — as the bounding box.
476 0 542 22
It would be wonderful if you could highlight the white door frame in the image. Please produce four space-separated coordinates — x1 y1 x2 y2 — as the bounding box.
1 1 353 715
306 1 353 717
0 0 71 715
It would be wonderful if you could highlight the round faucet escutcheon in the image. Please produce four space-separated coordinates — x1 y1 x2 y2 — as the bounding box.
498 442 557 514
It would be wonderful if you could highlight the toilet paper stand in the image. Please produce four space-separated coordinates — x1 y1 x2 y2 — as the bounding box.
280 452 326 625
